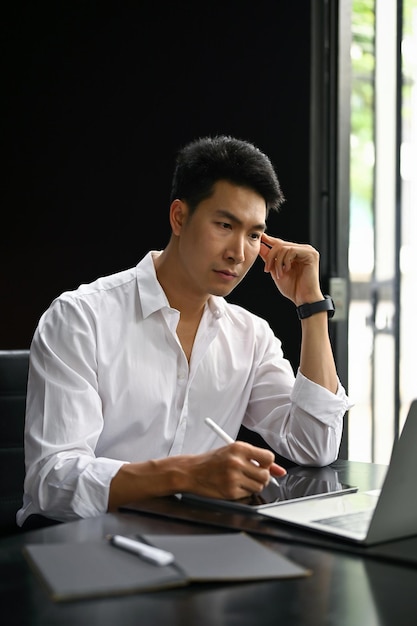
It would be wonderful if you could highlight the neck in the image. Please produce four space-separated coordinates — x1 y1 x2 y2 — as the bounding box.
153 243 208 320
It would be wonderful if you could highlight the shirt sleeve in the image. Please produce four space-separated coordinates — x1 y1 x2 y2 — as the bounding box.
20 296 126 523
245 342 353 467
285 369 353 465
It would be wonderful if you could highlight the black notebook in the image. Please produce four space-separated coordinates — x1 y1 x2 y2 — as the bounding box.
23 531 310 602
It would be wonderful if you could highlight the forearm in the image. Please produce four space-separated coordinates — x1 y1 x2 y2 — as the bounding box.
108 456 194 511
108 443 282 511
299 311 338 394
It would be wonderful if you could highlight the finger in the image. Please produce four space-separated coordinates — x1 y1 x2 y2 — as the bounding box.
259 234 282 264
269 254 287 278
281 249 297 271
258 241 270 260
270 462 287 478
243 444 276 469
263 240 297 274
259 244 284 273
261 232 282 247
249 454 286 480
241 465 272 492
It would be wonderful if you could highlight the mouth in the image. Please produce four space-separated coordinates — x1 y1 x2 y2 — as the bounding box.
214 269 239 280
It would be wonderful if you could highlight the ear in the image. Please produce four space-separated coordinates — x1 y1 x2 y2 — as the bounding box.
169 199 188 235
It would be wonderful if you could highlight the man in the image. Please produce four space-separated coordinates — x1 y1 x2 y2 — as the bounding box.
17 135 351 528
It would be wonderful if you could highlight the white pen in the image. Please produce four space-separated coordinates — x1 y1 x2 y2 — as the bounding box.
107 534 175 566
204 417 279 487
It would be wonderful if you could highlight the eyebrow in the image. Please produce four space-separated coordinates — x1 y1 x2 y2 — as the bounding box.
215 209 267 232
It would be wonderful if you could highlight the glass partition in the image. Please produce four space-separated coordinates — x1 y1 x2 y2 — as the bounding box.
348 0 417 462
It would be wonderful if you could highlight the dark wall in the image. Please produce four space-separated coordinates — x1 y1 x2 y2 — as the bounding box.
2 1 313 371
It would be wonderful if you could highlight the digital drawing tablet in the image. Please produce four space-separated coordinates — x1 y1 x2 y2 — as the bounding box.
178 467 357 512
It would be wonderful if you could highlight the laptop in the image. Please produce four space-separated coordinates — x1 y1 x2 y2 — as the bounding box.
259 400 417 546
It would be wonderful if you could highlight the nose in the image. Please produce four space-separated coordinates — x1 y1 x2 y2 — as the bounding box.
225 236 245 264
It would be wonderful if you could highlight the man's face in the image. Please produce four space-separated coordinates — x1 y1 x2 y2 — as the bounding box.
176 180 267 298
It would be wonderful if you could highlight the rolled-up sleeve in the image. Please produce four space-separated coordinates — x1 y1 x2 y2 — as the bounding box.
285 370 353 466
247 365 353 467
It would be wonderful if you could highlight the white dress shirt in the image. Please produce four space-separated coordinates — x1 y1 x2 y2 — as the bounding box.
17 251 351 525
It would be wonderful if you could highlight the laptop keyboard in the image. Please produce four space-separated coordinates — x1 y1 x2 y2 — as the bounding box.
313 509 373 533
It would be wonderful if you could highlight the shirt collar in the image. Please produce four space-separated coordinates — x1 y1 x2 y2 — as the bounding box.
136 251 169 318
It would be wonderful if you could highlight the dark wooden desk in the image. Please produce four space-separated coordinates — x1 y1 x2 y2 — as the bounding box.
1 460 416 626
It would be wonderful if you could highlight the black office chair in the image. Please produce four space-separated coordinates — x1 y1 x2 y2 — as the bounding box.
0 349 29 537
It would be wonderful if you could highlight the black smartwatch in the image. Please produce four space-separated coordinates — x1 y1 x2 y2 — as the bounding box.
296 295 335 320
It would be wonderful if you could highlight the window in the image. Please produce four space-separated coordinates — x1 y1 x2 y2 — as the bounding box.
348 0 417 462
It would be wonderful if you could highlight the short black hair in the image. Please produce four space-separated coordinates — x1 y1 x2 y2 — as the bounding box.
170 135 285 217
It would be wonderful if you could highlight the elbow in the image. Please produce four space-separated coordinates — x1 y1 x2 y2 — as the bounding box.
286 433 340 468
299 451 338 468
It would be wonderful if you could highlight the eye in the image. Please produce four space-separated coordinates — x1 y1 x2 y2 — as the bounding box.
249 232 262 241
219 222 232 230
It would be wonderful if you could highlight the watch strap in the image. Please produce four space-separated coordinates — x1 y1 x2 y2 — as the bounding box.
296 295 335 320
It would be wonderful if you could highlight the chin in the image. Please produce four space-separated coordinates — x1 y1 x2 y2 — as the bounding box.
210 286 235 298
